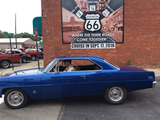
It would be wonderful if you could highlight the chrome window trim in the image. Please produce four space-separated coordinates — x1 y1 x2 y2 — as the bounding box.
43 59 58 73
48 58 103 73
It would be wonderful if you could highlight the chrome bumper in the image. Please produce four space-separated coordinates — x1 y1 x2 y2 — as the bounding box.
152 81 157 88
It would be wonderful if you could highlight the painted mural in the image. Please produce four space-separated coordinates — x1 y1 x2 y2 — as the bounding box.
61 0 124 49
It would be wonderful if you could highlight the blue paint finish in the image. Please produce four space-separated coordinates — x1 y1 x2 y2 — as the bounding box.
0 56 156 100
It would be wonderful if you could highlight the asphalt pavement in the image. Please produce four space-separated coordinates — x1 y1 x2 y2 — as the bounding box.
0 99 62 120
0 62 160 120
0 78 159 120
58 78 160 120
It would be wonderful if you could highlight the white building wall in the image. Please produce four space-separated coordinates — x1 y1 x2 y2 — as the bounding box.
0 43 22 50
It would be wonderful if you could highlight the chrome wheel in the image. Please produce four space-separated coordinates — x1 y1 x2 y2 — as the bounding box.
4 89 28 109
22 58 27 63
104 86 127 104
7 91 24 107
1 60 10 68
109 87 123 102
31 56 36 61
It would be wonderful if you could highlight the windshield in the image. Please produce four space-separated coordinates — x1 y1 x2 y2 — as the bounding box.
43 59 57 72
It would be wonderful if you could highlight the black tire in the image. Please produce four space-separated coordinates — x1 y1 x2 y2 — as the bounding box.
31 55 36 61
1 60 10 68
22 58 27 63
104 86 127 105
4 89 28 109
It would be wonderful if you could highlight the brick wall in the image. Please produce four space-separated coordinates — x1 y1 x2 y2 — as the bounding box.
41 0 160 68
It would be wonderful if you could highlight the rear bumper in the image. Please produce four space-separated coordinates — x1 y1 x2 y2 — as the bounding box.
152 81 157 88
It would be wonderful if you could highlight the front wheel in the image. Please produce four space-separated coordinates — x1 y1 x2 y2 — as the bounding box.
104 86 127 105
1 60 10 68
4 89 28 109
22 58 27 63
31 55 36 61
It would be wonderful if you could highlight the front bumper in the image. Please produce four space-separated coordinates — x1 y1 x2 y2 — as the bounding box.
152 81 157 88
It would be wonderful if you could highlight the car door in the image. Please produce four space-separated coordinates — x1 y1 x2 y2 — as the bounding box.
40 72 63 99
7 50 20 63
40 71 87 99
56 71 87 97
12 51 20 63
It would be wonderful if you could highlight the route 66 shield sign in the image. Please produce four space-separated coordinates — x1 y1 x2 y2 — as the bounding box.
84 14 101 32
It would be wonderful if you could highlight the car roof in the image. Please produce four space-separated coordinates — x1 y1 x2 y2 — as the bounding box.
5 49 22 52
56 55 104 60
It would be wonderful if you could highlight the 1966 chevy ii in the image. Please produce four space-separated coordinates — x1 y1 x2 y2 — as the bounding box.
0 56 156 109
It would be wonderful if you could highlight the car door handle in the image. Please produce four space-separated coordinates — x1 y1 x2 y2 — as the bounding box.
80 76 86 79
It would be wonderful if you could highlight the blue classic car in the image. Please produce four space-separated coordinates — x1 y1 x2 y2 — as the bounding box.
0 56 156 109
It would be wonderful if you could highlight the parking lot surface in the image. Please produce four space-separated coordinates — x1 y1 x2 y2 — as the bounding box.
0 100 62 120
0 63 23 72
58 78 160 120
0 60 43 76
0 64 159 120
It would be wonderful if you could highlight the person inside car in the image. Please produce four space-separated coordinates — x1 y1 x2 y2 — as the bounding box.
63 60 75 72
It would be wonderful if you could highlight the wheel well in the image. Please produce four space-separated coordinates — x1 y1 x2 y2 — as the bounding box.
22 57 27 59
31 55 37 57
2 88 31 100
0 59 11 64
2 88 24 95
104 85 127 93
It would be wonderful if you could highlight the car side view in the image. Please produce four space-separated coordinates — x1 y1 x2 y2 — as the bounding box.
25 49 41 60
4 49 31 63
0 56 156 109
0 51 20 68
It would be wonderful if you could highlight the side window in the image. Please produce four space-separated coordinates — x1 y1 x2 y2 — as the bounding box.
71 59 102 71
15 51 20 54
6 50 14 54
49 60 65 72
49 59 102 73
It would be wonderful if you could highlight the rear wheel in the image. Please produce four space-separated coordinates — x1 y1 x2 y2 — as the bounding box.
4 89 28 109
1 60 10 68
22 58 27 63
31 55 36 61
104 86 127 104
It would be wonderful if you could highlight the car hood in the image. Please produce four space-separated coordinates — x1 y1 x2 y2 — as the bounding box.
119 65 146 71
3 68 44 77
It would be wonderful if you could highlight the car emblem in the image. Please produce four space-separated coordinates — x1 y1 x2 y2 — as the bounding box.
148 76 153 79
33 90 37 94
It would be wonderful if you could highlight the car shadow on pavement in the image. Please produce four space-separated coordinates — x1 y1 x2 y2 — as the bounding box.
27 99 63 107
